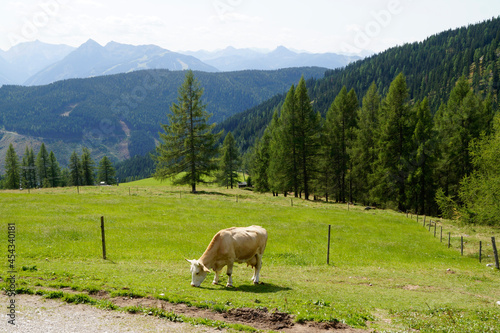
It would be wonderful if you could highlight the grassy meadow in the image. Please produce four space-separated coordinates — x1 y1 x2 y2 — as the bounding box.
1 179 500 332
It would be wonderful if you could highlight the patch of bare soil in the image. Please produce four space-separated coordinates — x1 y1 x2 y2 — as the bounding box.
109 294 369 332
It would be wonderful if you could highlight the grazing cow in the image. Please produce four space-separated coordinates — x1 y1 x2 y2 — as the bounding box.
186 225 267 287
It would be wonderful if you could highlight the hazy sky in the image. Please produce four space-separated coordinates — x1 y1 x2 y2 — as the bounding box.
1 0 499 54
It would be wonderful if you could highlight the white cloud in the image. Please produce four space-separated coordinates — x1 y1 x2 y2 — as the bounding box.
209 11 263 24
74 0 104 7
345 24 363 33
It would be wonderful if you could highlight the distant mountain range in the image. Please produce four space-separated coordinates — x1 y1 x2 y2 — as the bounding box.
0 40 360 86
0 40 74 85
183 46 360 71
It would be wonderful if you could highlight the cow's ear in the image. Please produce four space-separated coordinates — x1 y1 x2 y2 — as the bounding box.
201 264 210 273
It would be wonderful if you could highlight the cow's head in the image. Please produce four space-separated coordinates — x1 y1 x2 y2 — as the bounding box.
186 259 210 287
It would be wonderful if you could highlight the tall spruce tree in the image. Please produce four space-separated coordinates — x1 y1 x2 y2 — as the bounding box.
98 156 116 185
154 70 222 193
21 146 37 189
315 116 334 202
251 127 272 193
267 108 289 195
218 132 240 189
81 148 95 186
271 85 299 196
4 143 20 189
68 150 82 186
372 73 412 211
47 151 61 187
406 98 435 215
36 143 50 187
324 86 358 202
294 77 321 200
351 83 380 205
435 76 487 199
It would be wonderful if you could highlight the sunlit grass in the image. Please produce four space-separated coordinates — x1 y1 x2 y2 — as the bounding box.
1 182 499 331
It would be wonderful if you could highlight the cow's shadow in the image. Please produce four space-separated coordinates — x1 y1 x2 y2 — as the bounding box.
204 282 291 293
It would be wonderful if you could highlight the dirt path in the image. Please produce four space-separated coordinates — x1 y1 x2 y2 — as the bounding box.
1 293 370 332
0 294 223 333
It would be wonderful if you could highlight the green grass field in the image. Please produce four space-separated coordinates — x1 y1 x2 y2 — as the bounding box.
2 180 500 331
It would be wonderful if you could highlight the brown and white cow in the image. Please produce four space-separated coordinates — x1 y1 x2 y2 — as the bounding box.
186 226 267 287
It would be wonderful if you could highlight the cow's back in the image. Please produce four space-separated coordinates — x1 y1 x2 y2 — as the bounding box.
220 226 267 262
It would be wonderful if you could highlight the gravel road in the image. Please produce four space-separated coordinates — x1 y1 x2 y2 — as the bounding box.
0 294 224 333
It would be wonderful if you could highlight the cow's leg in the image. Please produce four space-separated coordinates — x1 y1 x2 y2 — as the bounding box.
226 263 234 287
212 270 221 285
252 254 263 284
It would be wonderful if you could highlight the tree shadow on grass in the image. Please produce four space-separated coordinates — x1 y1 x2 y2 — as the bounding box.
194 190 230 196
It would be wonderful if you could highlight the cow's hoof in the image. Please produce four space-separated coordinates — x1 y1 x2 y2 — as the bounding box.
226 284 233 288
212 282 219 285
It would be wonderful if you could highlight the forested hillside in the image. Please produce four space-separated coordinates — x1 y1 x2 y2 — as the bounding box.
220 17 500 152
0 67 325 163
233 17 500 221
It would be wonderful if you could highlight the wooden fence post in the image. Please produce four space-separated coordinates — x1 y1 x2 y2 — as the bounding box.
101 216 106 260
492 237 499 270
428 220 432 232
423 215 426 227
440 226 443 242
479 241 482 263
327 225 331 265
461 236 463 256
448 232 451 248
434 223 437 237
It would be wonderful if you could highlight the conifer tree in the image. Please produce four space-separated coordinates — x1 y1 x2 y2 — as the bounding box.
59 168 70 187
21 146 37 189
271 85 299 196
269 79 321 199
98 156 116 185
324 86 358 202
47 151 61 187
372 73 412 211
435 76 487 198
218 132 240 189
267 108 288 195
36 143 50 187
406 98 435 214
313 116 334 202
251 129 272 193
69 150 82 186
294 77 321 200
154 70 222 193
4 143 20 189
81 147 95 186
351 83 380 205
